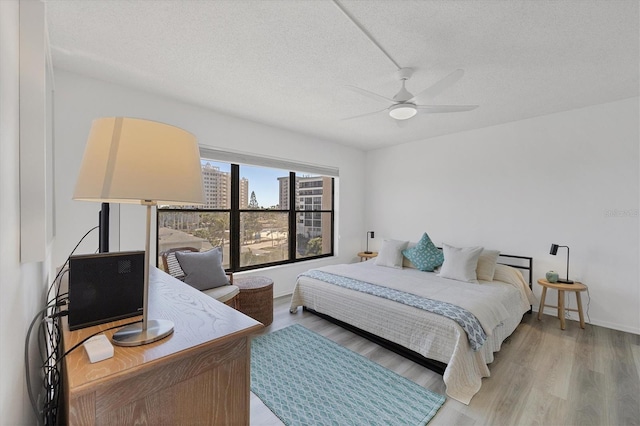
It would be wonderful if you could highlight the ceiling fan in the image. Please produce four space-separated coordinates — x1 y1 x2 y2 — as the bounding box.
344 67 479 121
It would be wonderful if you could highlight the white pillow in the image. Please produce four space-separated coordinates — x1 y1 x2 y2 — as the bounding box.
374 239 409 269
438 244 483 283
402 242 417 268
476 249 500 281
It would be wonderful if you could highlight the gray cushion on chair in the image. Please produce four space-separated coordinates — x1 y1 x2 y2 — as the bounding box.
203 285 239 304
175 247 230 290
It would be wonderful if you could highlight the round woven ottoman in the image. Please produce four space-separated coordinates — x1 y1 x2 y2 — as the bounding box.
234 276 273 326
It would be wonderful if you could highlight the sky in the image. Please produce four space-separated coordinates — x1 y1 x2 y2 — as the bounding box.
240 164 287 208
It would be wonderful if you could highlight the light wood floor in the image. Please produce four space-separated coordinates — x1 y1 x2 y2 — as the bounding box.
250 296 640 426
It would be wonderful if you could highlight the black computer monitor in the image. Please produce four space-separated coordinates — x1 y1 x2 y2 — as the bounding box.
68 251 144 330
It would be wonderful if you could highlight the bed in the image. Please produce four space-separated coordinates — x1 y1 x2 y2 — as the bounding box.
289 244 536 405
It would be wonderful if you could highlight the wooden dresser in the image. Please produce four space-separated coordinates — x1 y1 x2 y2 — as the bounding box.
60 267 263 425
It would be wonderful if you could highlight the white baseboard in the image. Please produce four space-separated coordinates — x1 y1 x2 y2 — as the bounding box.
533 307 640 335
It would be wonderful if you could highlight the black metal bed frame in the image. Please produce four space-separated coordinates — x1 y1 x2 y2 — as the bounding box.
303 252 533 376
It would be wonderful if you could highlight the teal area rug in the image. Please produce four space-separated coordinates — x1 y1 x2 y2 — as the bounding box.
251 324 445 426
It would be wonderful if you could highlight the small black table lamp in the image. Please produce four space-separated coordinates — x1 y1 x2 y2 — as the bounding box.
549 243 573 283
365 231 375 254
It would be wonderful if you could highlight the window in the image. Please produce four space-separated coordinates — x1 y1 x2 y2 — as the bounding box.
157 159 334 272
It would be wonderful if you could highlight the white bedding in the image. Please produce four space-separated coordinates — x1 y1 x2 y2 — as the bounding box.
289 261 536 404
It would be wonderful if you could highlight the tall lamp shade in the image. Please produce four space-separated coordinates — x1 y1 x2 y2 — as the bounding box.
73 117 204 346
73 117 204 205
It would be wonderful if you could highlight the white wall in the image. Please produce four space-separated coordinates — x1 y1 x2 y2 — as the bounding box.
53 69 366 297
52 70 639 333
366 98 639 334
0 1 50 424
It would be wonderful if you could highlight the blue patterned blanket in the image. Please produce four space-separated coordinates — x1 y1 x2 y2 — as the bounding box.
299 270 487 351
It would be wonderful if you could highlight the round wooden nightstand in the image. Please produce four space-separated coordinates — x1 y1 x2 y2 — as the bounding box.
357 251 378 262
537 278 588 330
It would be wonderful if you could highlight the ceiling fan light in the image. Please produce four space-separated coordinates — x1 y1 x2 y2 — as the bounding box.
389 104 417 120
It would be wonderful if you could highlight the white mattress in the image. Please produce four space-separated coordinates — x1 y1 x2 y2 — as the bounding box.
289 261 536 404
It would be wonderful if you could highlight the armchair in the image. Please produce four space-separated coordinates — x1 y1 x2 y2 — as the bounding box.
161 247 239 309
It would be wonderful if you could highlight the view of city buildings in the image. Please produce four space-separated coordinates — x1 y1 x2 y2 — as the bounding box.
201 162 248 208
159 162 333 269
279 175 332 236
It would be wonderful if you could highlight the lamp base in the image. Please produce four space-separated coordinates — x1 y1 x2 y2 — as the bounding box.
112 319 174 347
557 278 574 284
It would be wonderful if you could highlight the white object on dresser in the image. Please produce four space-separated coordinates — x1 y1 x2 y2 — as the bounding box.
83 334 114 363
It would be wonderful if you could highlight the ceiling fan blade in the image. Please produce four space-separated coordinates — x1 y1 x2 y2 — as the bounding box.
408 69 465 103
344 85 395 104
416 104 479 113
341 107 388 121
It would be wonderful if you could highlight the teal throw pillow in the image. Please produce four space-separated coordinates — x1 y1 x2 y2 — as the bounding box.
402 232 444 272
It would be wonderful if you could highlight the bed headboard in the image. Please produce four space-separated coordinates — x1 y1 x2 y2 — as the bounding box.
497 253 533 288
435 248 533 289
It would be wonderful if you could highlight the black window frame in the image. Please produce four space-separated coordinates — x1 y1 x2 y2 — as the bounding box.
157 165 335 272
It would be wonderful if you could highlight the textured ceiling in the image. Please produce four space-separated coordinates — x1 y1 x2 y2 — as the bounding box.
45 0 639 150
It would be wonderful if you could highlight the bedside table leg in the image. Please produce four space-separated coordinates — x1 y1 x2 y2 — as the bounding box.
537 287 547 320
575 291 585 329
558 290 566 330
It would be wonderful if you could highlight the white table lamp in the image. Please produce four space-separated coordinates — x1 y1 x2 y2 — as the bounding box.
73 117 204 346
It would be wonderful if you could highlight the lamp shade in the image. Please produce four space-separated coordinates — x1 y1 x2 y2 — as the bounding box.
73 117 204 206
